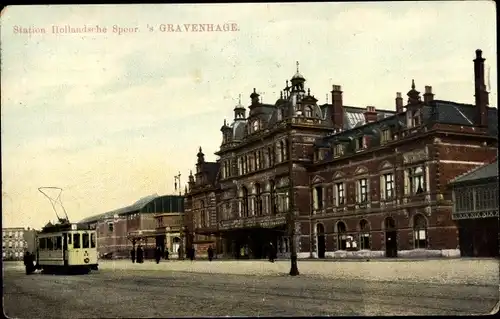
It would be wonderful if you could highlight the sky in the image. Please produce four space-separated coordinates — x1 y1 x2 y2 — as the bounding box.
1 2 497 229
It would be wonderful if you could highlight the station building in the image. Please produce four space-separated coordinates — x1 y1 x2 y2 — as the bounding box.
185 49 498 259
79 194 184 259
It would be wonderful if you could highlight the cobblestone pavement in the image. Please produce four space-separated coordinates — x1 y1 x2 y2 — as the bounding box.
3 259 499 317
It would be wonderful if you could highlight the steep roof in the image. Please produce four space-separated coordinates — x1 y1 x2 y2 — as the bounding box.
449 159 499 185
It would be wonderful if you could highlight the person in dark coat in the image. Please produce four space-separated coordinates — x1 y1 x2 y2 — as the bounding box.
164 248 169 260
268 242 275 263
178 247 182 260
155 246 161 264
23 251 34 275
136 245 144 263
207 245 214 262
130 248 136 263
190 246 195 261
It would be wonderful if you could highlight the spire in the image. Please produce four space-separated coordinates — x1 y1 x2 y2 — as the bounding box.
407 79 421 105
411 79 415 90
307 88 311 96
238 93 241 105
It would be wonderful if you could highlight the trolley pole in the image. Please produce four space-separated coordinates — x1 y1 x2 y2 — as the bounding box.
287 124 299 276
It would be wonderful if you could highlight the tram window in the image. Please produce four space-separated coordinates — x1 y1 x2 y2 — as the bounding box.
73 233 81 249
47 237 53 250
56 236 62 250
82 233 90 249
40 238 46 249
68 233 72 244
90 233 96 248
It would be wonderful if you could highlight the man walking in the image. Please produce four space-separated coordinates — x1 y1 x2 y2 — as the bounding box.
268 242 275 263
130 248 136 263
207 245 214 262
155 246 161 264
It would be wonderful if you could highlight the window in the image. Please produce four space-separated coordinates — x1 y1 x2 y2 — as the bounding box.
279 140 287 161
47 237 53 250
304 106 313 118
357 178 368 203
334 144 345 158
381 129 392 144
255 151 260 170
408 166 425 194
335 182 345 205
68 233 72 244
276 142 283 162
355 136 366 151
253 120 259 132
73 233 81 249
242 187 249 217
255 183 263 216
313 186 323 210
267 147 273 167
270 181 277 215
337 222 347 250
413 214 427 249
200 200 205 227
359 220 370 250
108 223 114 232
40 238 46 249
56 236 62 250
82 233 90 249
381 173 394 200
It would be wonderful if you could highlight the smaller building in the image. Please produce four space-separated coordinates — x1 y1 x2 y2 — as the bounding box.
2 227 37 260
153 212 184 258
450 159 499 257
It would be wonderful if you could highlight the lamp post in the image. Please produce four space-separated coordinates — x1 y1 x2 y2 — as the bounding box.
287 124 299 276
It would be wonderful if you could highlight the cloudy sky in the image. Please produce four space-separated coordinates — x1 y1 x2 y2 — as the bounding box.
1 2 496 229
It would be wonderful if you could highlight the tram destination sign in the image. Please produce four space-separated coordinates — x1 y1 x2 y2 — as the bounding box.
452 210 499 220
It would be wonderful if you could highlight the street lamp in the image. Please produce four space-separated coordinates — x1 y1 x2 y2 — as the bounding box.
287 123 299 276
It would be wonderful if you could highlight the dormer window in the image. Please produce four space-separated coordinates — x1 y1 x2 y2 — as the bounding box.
304 106 313 118
381 128 392 144
252 120 260 132
355 135 367 151
408 109 422 128
334 144 345 158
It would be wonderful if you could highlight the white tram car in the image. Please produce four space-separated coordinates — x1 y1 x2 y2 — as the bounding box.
35 222 98 273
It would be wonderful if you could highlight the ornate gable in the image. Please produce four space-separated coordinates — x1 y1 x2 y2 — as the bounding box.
311 175 325 185
354 166 368 175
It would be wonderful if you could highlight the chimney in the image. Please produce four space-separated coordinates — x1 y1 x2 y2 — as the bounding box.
423 86 434 103
364 106 378 123
474 49 489 127
395 92 404 113
330 84 344 129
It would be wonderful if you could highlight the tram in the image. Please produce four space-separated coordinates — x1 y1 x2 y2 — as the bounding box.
32 187 99 274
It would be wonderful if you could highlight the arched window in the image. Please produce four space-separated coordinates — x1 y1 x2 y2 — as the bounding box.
255 183 262 216
242 187 249 217
359 219 371 250
200 200 205 228
337 222 347 250
276 142 283 162
413 214 427 249
304 106 313 118
270 180 277 215
280 140 287 161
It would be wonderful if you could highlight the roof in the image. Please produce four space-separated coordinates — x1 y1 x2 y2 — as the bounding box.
449 159 499 185
78 194 185 224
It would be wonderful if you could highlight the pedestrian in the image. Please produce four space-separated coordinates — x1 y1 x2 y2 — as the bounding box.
164 248 169 260
130 248 136 263
178 247 182 260
207 245 214 261
136 245 144 263
155 246 161 264
23 251 34 275
268 242 275 263
190 246 195 261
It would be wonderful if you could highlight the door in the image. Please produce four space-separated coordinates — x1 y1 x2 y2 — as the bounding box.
316 223 326 259
384 217 398 258
63 234 68 266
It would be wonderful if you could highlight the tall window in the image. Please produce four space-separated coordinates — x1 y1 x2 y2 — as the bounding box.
90 233 96 248
304 106 313 118
357 178 368 203
73 234 81 249
359 219 371 250
276 142 283 162
335 182 345 205
413 214 427 249
313 186 323 210
382 173 394 200
255 151 260 170
334 144 345 158
255 183 263 216
242 187 249 217
408 166 425 194
280 140 286 161
337 222 347 250
82 233 90 249
248 154 255 171
355 136 367 151
200 200 205 227
381 129 392 144
267 147 273 167
270 180 277 215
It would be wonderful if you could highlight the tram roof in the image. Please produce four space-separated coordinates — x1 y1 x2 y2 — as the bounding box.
39 222 91 234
